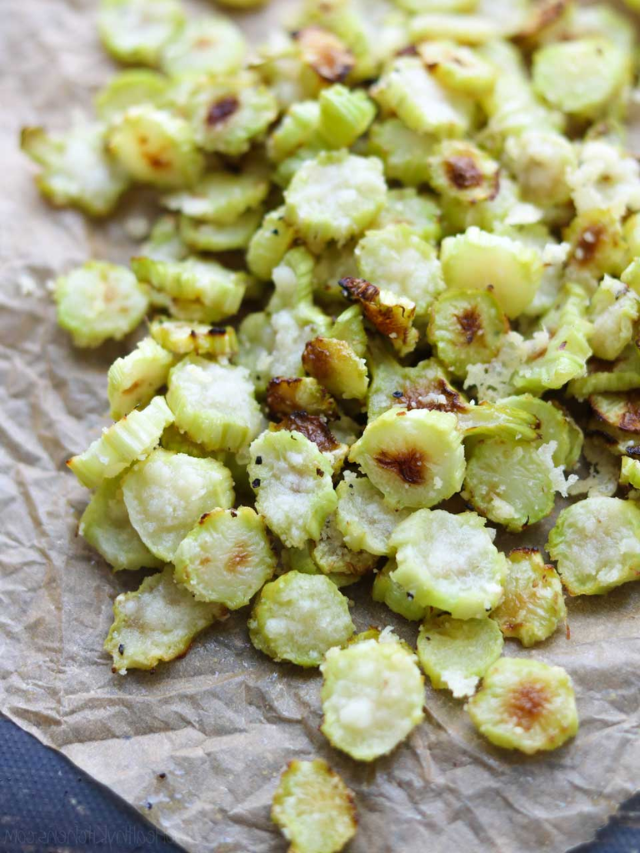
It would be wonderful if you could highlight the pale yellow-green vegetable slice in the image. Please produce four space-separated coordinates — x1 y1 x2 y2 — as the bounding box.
320 633 425 761
104 566 225 675
417 39 496 95
456 402 539 443
54 261 147 349
336 471 411 557
372 188 441 244
267 100 321 163
68 396 174 489
284 151 387 251
491 549 566 648
149 319 238 358
367 119 435 187
98 0 184 66
131 257 246 323
428 288 507 380
567 141 640 220
95 70 170 120
547 496 640 596
266 377 338 420
568 344 640 399
515 327 592 396
162 166 269 223
502 395 582 469
248 429 337 548
140 213 188 263
409 13 499 45
355 225 444 318
249 572 354 667
372 559 427 622
271 759 357 853
621 457 640 488
247 206 297 281
160 424 213 458
330 305 367 358
427 139 499 204
349 408 465 510
161 18 245 77
173 507 275 610
372 56 474 138
417 614 504 699
441 227 543 319
367 348 463 421
317 84 376 148
503 130 575 209
588 276 640 362
397 0 477 9
390 509 507 619
79 472 163 572
182 72 278 158
21 123 129 217
463 438 568 533
532 38 629 120
270 413 348 475
565 208 627 290
302 337 369 400
167 357 262 453
339 276 418 357
268 247 316 313
311 514 378 579
292 25 356 86
280 543 359 590
122 448 234 561
107 106 203 189
466 658 579 754
179 209 264 253
589 390 640 435
107 337 174 420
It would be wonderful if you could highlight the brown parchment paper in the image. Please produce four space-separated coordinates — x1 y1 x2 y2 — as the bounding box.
2 1 640 851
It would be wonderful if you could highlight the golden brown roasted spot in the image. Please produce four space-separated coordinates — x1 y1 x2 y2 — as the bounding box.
400 378 466 414
455 307 484 344
507 681 549 730
293 26 355 83
374 447 426 485
266 377 337 418
339 276 415 344
445 156 484 190
573 224 604 265
206 96 240 127
275 412 339 453
226 546 249 572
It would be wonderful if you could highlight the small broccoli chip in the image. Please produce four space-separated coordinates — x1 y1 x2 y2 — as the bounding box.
547 497 640 596
249 572 355 667
302 336 369 400
161 17 245 77
417 39 497 95
441 227 543 319
466 658 579 754
368 119 436 187
428 140 500 204
311 514 378 579
355 225 444 318
266 377 338 420
271 759 357 853
108 337 174 421
174 507 276 610
248 430 337 548
320 633 425 761
122 448 234 561
68 396 174 489
390 509 507 619
502 395 583 469
491 549 566 647
417 615 504 699
428 288 507 380
284 151 387 251
588 277 640 362
349 408 466 509
336 471 411 557
372 560 428 622
21 123 129 216
79 472 163 572
339 276 418 356
149 320 238 359
167 357 263 453
104 566 225 675
55 262 148 349
98 0 184 65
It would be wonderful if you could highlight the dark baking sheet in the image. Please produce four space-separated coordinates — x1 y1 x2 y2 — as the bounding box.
1 714 637 853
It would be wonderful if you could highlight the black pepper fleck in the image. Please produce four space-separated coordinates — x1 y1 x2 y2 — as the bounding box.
392 390 403 398
252 478 261 488
255 456 262 464
158 773 167 780
118 644 125 655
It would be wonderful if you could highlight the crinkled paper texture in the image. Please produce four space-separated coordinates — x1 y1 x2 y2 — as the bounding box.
1 1 640 851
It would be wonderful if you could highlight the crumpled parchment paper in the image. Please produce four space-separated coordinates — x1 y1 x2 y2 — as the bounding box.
2 1 640 851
